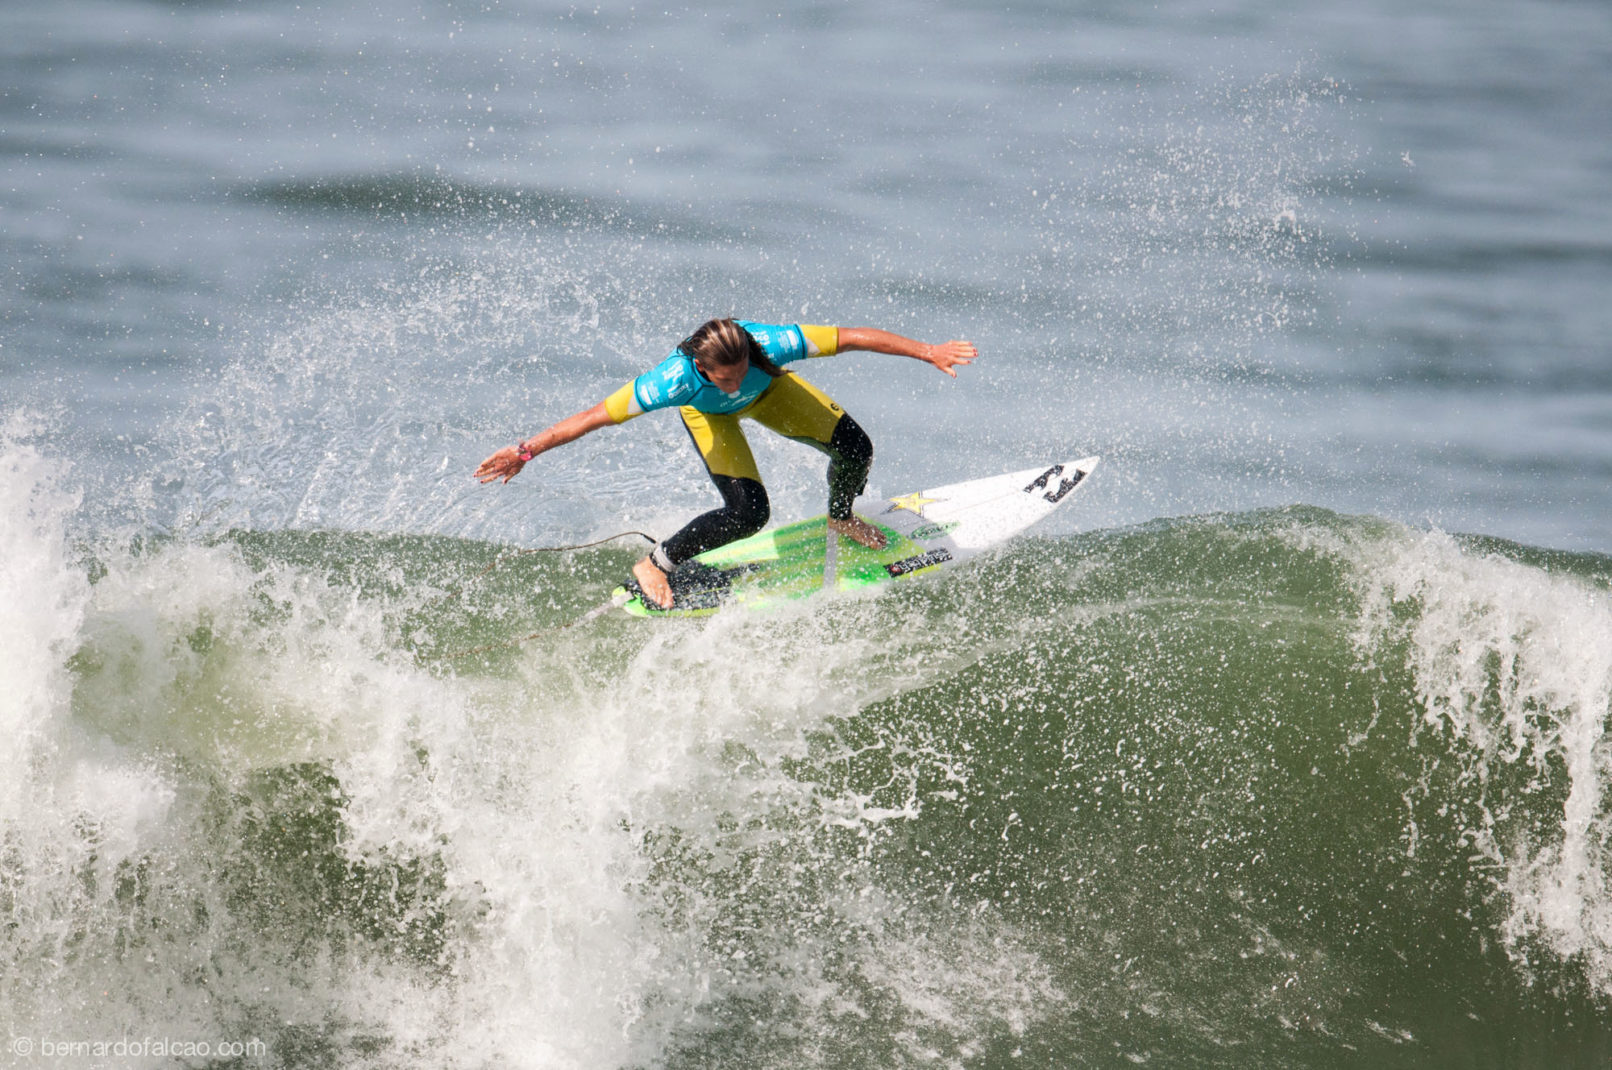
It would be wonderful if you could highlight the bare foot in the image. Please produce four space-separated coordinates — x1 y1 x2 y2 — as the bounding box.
632 555 674 609
828 515 887 550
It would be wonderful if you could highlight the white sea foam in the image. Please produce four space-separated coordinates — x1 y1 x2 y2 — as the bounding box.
1351 526 1612 991
162 253 739 548
4 477 1033 1068
0 412 89 819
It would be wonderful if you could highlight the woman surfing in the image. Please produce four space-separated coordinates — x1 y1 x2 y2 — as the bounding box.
474 318 975 609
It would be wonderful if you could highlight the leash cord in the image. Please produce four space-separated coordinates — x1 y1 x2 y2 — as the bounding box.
437 529 654 601
429 530 654 661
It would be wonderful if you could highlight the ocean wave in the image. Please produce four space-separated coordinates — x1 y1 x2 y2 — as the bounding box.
5 432 1611 1066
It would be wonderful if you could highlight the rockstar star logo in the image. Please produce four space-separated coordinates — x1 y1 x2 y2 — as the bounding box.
884 491 941 517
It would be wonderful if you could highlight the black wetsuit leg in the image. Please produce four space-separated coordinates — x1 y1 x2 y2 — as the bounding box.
822 414 873 521
655 474 770 569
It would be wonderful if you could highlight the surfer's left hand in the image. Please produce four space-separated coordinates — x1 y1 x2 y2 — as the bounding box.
925 340 976 377
474 446 527 484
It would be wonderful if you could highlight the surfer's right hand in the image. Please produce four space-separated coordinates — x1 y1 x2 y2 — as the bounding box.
474 445 527 484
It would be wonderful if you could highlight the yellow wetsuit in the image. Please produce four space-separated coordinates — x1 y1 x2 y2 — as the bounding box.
601 321 872 570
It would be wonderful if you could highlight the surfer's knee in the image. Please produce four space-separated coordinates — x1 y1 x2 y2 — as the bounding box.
825 416 872 519
718 475 770 536
829 414 873 470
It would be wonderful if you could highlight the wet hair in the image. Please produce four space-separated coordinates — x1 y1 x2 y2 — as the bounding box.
678 318 784 378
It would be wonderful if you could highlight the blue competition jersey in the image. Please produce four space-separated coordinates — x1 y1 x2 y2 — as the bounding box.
603 321 838 423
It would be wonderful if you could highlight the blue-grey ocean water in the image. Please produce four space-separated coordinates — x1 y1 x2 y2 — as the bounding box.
4 2 1612 1068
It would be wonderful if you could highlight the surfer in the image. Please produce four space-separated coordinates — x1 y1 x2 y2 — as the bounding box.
474 318 975 608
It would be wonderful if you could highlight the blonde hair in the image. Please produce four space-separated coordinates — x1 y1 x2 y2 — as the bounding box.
678 318 783 378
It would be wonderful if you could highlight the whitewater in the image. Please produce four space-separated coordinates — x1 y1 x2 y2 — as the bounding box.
7 414 1612 1064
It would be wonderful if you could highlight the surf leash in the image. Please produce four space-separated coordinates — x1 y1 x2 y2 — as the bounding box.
433 530 655 604
429 530 653 662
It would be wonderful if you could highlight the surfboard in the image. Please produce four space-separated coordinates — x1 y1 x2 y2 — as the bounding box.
614 457 1099 618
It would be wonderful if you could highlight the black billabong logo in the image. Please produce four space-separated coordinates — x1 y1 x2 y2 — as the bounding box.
1023 465 1085 503
885 548 953 577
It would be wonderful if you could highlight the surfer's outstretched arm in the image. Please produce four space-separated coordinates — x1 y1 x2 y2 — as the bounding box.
474 401 613 484
836 328 977 378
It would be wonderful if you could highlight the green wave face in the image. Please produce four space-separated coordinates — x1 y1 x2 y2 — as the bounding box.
17 509 1612 1066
